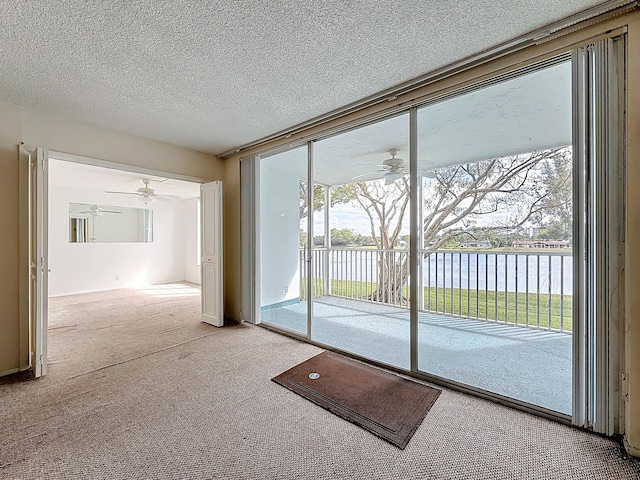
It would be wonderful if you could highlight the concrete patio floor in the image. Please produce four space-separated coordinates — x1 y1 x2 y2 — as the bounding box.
261 295 572 415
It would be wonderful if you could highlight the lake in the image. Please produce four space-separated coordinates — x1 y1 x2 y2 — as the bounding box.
325 250 573 296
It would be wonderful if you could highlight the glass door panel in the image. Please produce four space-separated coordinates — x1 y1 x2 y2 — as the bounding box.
258 146 309 336
312 113 411 369
416 59 574 414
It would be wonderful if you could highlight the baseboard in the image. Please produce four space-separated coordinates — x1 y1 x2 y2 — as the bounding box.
49 280 200 297
49 285 132 297
623 437 640 458
0 367 20 378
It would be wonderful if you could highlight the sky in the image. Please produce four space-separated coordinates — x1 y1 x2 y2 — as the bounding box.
304 202 380 237
306 196 517 237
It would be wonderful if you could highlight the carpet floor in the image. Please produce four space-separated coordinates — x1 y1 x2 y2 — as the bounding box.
1 283 638 479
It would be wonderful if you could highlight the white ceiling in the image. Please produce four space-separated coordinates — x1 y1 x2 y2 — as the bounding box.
49 158 201 199
0 1 607 156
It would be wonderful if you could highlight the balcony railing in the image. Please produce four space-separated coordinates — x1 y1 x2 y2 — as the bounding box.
300 247 573 333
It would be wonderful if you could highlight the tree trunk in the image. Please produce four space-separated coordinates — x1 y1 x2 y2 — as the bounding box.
369 250 410 306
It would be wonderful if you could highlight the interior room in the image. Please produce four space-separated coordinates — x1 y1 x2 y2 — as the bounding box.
48 158 202 296
1 1 640 478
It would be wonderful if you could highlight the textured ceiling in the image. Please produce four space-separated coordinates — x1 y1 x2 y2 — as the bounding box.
264 60 572 186
0 1 608 156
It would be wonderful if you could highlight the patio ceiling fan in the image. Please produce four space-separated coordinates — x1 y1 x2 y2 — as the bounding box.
105 178 180 204
351 149 407 185
79 204 122 216
350 149 436 184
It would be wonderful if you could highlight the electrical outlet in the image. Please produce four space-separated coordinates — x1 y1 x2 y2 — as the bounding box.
115 275 120 281
284 285 289 293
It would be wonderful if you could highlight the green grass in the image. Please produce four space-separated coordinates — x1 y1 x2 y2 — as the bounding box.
301 278 572 332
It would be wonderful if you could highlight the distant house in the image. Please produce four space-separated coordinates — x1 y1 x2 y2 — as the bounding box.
512 240 571 249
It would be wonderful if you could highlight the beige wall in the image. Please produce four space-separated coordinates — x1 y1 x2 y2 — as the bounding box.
222 156 242 321
0 101 223 376
221 10 640 455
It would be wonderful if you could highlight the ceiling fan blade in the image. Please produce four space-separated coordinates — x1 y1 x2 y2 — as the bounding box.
153 193 181 200
153 196 172 202
102 210 122 214
350 169 384 180
105 190 140 195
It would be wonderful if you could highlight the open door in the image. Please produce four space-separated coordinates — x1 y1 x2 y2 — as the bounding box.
20 145 49 377
200 181 224 326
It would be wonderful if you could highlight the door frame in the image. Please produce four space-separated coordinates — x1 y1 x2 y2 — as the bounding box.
22 149 208 377
18 145 48 377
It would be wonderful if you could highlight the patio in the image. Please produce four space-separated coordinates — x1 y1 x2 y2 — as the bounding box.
261 295 572 415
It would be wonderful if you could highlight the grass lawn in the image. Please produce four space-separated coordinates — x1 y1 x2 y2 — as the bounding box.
302 278 573 332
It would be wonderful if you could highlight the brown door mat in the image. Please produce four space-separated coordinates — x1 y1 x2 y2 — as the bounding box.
272 351 441 449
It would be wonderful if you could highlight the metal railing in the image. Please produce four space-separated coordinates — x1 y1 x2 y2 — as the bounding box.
300 247 573 333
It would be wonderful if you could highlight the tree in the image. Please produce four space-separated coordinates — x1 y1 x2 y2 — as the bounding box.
484 227 528 247
333 147 572 305
299 181 355 220
535 149 573 242
299 228 308 248
327 179 409 303
299 183 325 220
537 221 570 241
420 148 570 248
331 228 356 246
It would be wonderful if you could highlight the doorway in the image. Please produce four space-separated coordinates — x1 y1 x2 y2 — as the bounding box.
47 156 203 297
23 149 210 378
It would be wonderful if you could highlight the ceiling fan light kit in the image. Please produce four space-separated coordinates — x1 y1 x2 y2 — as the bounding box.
137 195 155 204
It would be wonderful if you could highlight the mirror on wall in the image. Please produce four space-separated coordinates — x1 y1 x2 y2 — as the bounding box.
69 203 153 243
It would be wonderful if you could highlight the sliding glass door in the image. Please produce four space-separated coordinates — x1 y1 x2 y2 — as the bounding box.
311 113 411 369
250 40 624 428
258 146 309 336
415 58 574 414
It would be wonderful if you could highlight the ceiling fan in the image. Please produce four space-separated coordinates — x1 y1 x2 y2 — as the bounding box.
79 204 122 216
351 149 407 185
350 149 436 184
105 178 180 204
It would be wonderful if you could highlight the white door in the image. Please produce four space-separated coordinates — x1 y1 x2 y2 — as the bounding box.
200 181 224 326
21 145 49 377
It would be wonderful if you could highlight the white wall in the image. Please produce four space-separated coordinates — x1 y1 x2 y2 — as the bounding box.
259 164 301 307
49 183 195 296
183 197 201 284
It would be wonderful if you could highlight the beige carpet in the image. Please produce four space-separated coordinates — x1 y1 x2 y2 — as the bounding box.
1 283 638 479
